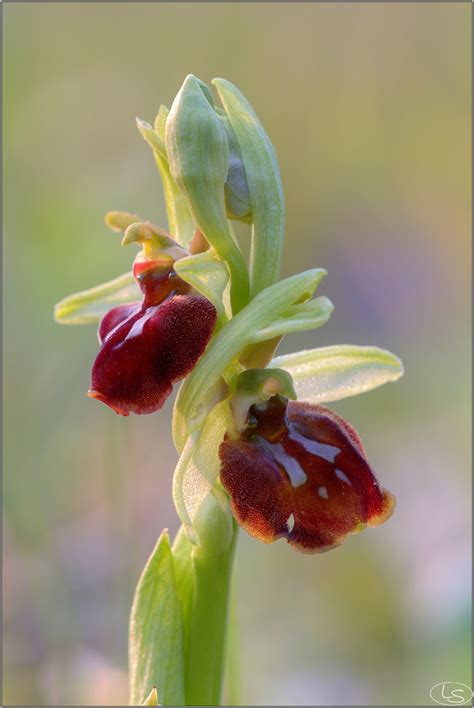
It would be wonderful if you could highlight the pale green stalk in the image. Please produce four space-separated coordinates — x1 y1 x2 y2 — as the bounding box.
184 521 239 706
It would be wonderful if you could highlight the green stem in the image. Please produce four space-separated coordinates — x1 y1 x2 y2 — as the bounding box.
185 523 239 706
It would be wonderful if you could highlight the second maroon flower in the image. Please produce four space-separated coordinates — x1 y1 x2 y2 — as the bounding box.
219 393 395 553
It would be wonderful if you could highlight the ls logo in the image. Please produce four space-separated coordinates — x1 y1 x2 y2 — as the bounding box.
430 682 473 705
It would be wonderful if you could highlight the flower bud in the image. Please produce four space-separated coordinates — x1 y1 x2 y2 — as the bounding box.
165 74 249 313
165 75 229 240
219 394 395 553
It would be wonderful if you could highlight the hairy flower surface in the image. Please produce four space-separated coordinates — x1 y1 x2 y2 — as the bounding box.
89 258 216 416
219 394 395 553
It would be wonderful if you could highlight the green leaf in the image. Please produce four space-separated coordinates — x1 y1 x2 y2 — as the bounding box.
173 268 327 451
213 78 285 297
165 74 249 313
271 344 404 403
129 531 185 707
251 296 334 343
174 250 230 322
171 525 195 638
54 272 140 325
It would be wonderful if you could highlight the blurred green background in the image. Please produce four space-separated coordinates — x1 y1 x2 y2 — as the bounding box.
3 3 471 706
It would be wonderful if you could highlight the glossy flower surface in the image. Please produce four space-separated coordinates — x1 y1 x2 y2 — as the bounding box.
89 258 216 416
219 394 395 553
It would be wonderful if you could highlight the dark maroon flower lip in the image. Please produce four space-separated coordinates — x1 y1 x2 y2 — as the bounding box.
219 395 395 553
89 258 217 416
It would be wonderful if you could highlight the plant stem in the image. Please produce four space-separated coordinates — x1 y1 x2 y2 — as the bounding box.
185 522 239 706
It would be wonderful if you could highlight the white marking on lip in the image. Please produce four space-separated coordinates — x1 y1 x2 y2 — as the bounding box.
318 486 329 499
278 449 307 487
289 430 340 463
335 469 351 485
257 438 307 487
286 513 295 532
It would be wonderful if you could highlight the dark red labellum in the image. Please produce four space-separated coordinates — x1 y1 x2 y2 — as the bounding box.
89 261 216 416
219 395 395 553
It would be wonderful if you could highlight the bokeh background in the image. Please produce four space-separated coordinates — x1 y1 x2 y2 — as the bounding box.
3 3 471 706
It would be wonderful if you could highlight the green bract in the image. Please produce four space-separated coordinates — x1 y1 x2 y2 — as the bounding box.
54 74 404 708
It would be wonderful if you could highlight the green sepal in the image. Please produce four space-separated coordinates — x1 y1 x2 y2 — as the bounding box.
213 78 284 297
271 344 404 403
129 531 185 707
165 74 249 313
173 250 230 323
54 272 140 325
251 296 334 343
173 268 327 452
